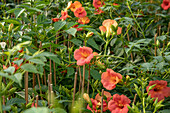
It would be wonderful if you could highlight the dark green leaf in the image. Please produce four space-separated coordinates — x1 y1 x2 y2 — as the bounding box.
65 28 77 37
54 21 66 31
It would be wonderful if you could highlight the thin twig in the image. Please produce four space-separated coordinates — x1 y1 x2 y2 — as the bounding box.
2 96 6 113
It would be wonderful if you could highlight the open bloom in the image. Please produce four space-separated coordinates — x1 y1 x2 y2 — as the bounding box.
101 69 122 90
95 91 111 102
74 46 94 66
60 10 70 20
70 1 82 12
108 94 131 113
146 80 170 102
78 17 90 24
93 0 105 9
65 1 72 10
74 7 87 18
87 98 108 113
161 0 170 10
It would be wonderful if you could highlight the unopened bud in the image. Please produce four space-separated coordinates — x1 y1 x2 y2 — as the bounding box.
167 42 170 47
65 1 72 11
83 93 90 103
0 42 6 49
156 40 160 46
8 23 14 32
86 32 94 38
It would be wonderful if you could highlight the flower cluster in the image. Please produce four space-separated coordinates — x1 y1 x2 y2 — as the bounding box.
93 0 105 14
84 92 131 113
99 19 122 38
146 80 170 102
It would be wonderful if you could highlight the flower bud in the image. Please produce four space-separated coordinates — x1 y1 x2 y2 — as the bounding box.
83 93 90 103
8 23 14 32
156 40 160 47
65 1 72 11
0 42 6 49
86 32 94 38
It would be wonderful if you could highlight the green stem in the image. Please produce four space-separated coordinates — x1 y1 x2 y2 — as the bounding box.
0 76 2 113
126 0 146 39
104 41 109 56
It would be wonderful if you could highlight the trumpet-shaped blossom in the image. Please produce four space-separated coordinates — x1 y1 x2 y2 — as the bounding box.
146 80 170 102
78 17 90 24
93 0 105 9
70 1 82 12
108 94 131 113
101 69 122 90
74 46 94 66
161 0 170 10
60 10 70 20
95 91 111 102
74 7 87 18
87 98 108 113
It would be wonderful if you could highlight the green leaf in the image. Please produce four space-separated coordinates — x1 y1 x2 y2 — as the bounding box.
6 98 26 106
25 7 43 13
48 56 60 64
66 67 74 77
37 14 47 25
54 21 66 31
87 38 100 51
0 72 21 85
15 8 25 18
21 64 39 74
14 73 23 86
3 19 21 24
29 59 45 65
4 67 15 74
54 108 67 113
90 69 101 80
70 38 82 46
65 28 77 37
24 107 49 113
148 84 156 92
159 110 170 113
67 22 77 29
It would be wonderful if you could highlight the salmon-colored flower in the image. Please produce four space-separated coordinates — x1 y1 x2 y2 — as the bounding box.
108 94 131 113
60 10 70 20
74 7 87 18
113 3 119 6
74 46 94 66
93 0 105 9
73 25 83 31
101 69 122 90
87 98 108 113
52 18 60 22
78 17 90 24
95 91 111 102
99 26 106 35
146 80 170 102
117 27 122 35
94 8 104 15
70 1 82 12
161 0 170 10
